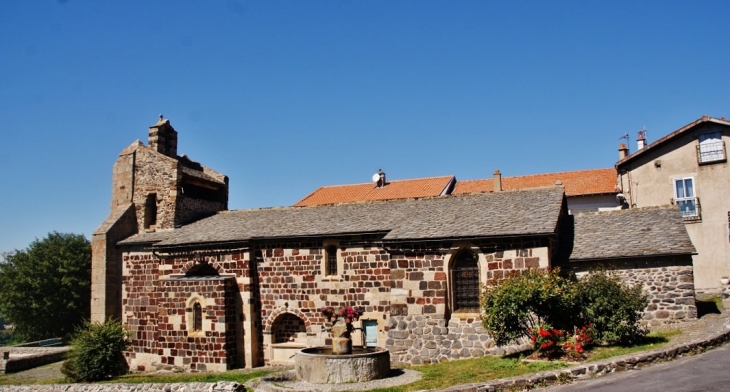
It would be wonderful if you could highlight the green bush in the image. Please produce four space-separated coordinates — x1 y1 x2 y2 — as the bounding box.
481 268 649 349
62 319 130 382
575 270 648 345
480 269 577 346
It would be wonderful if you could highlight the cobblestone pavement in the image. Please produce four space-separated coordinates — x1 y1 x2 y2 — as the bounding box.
651 310 730 346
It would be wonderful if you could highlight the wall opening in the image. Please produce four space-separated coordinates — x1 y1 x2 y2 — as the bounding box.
451 250 480 312
144 193 157 229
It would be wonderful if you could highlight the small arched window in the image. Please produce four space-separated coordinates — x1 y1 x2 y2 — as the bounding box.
451 250 479 312
192 302 202 331
326 245 338 276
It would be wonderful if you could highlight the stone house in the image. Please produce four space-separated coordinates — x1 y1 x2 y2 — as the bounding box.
560 207 698 325
616 116 730 291
296 168 620 214
92 118 696 372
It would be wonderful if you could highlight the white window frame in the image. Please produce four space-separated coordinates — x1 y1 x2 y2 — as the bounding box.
674 177 697 217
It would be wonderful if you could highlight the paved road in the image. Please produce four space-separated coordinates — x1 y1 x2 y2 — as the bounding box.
539 344 730 392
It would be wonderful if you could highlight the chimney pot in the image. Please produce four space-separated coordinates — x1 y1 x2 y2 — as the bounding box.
637 129 647 150
618 143 629 159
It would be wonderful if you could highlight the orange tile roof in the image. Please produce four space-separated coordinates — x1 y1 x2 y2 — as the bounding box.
294 176 456 207
453 168 617 197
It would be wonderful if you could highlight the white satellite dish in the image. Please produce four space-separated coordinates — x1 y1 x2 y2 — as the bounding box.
372 173 381 182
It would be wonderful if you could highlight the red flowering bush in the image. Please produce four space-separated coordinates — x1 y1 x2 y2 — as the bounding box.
562 324 595 361
529 323 565 359
318 306 364 323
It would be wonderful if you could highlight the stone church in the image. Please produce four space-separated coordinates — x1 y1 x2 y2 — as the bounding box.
92 118 698 372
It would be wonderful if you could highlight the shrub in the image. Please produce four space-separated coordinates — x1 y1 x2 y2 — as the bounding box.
575 270 648 345
529 323 565 359
62 319 130 382
481 268 577 345
562 324 595 361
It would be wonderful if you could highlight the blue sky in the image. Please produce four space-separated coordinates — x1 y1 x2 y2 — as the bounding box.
1 1 728 253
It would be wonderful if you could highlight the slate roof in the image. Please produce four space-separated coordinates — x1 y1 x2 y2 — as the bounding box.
568 207 696 261
616 116 730 167
454 168 617 197
294 176 456 207
119 186 565 247
180 166 226 185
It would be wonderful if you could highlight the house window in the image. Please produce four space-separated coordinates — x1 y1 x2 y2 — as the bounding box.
451 250 479 312
325 245 338 276
192 302 202 331
674 178 698 217
697 132 726 164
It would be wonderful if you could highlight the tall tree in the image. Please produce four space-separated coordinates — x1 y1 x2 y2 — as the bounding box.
0 232 91 341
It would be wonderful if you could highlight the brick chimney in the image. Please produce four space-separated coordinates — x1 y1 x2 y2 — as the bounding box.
148 114 178 158
493 169 502 192
618 143 629 159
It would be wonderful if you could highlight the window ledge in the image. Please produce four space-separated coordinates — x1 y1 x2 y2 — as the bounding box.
451 311 481 320
682 215 702 223
699 158 727 166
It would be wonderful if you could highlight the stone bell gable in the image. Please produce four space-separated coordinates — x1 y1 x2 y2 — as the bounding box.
91 117 229 323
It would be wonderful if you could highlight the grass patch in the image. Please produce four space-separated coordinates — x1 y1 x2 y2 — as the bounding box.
110 369 272 384
587 330 681 362
368 355 567 392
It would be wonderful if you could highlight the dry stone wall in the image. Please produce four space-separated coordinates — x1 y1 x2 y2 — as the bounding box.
613 264 697 325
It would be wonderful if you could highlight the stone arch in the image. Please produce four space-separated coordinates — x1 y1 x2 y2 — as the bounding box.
263 306 312 334
443 243 484 314
180 259 224 275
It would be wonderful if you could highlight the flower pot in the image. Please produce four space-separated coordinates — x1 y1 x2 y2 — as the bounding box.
721 277 729 285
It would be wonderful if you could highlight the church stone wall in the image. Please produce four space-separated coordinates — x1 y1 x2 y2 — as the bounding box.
131 147 179 231
256 239 391 365
386 242 550 365
121 248 255 372
154 278 237 372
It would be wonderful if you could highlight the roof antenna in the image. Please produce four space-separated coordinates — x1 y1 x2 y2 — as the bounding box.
619 133 629 143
